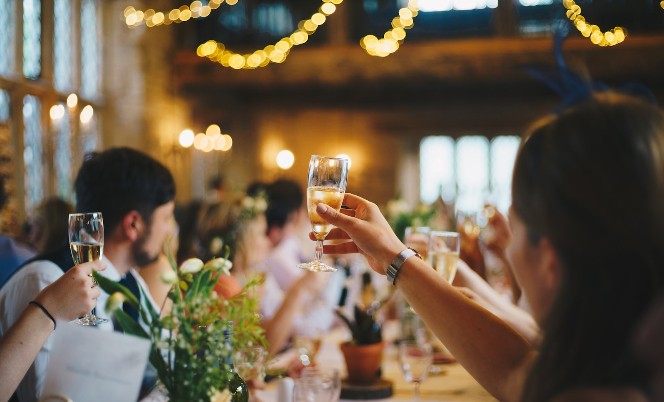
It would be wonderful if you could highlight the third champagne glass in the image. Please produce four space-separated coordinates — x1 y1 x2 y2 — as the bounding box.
298 155 349 272
428 231 460 283
68 212 108 326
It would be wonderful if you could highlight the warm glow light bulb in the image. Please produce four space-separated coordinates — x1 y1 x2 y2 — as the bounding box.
49 104 65 120
67 93 78 108
80 105 94 123
276 150 295 170
206 124 221 136
179 129 195 148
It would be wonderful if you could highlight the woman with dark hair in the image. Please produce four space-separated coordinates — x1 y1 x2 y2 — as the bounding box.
313 92 664 402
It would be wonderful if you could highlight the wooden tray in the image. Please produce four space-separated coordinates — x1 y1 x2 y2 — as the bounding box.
340 378 393 400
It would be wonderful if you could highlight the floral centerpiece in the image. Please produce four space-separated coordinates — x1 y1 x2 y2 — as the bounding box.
384 196 437 241
94 247 266 402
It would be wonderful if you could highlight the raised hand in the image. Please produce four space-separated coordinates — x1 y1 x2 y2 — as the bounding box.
312 193 405 275
34 260 107 321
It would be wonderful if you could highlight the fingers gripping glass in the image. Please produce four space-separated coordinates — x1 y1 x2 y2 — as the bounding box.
298 155 349 272
68 212 107 326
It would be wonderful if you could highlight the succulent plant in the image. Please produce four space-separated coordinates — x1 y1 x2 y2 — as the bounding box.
336 304 383 345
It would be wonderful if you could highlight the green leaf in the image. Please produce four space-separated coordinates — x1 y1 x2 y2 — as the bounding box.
114 309 149 339
93 271 140 308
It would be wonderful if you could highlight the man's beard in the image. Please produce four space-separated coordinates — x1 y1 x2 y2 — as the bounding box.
132 228 160 268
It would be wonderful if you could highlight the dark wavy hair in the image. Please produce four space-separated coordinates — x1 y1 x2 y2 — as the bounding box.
74 147 175 233
514 92 664 401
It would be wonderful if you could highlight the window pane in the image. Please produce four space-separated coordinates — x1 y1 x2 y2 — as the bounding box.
54 0 73 93
54 102 72 200
0 90 9 122
0 0 16 76
490 136 520 212
420 136 455 204
23 95 43 211
23 0 41 79
81 0 99 99
81 112 99 155
456 136 489 213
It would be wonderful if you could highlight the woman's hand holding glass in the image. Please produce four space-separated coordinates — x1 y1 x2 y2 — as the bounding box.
299 155 349 272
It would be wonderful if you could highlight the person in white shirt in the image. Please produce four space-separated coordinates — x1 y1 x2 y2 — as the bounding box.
0 147 176 402
0 260 106 402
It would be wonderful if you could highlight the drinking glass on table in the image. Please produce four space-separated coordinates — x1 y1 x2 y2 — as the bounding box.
399 341 433 401
233 346 267 388
428 231 460 283
68 212 107 326
293 367 341 402
298 155 349 272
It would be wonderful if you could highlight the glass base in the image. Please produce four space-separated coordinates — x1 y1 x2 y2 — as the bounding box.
298 260 337 272
76 315 109 326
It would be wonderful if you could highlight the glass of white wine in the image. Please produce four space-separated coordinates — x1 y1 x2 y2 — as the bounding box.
68 212 107 326
428 231 460 283
298 155 349 272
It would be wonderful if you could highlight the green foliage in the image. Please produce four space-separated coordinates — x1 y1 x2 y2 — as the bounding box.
335 305 382 346
384 197 437 241
95 245 265 402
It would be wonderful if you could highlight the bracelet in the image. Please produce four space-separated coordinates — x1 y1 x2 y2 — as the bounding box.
29 301 56 330
386 247 422 285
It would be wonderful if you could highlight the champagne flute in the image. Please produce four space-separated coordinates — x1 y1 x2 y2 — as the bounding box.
298 155 349 272
68 212 108 326
428 231 460 283
399 341 433 401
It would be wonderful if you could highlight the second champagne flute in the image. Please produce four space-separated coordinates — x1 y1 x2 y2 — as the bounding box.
298 155 349 272
68 212 108 326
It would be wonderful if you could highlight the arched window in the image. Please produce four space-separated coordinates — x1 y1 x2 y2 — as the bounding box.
0 0 16 76
54 0 73 93
420 135 520 213
23 0 42 79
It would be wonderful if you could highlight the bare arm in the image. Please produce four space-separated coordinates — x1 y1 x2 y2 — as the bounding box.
454 260 541 346
0 260 105 401
316 193 535 402
262 272 322 355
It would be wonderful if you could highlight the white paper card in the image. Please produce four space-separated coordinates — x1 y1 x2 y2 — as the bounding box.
41 322 151 402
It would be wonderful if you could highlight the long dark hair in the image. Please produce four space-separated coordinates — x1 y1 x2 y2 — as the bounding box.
513 92 664 401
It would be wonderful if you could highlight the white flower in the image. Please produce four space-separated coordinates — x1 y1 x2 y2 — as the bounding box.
210 388 232 402
255 198 268 212
241 196 254 210
386 198 410 219
160 270 177 285
105 292 126 314
179 258 204 274
210 237 224 256
204 257 233 275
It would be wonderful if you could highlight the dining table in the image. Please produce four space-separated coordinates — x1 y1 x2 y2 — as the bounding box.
254 320 497 402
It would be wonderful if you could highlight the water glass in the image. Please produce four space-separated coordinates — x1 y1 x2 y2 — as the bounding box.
293 367 340 402
398 341 433 401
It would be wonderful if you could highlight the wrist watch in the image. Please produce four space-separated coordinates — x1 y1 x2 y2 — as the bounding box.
386 248 421 285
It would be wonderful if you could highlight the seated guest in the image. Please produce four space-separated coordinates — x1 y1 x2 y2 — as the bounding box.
195 193 325 354
0 147 176 402
0 260 105 402
23 197 74 254
0 177 35 287
315 93 664 402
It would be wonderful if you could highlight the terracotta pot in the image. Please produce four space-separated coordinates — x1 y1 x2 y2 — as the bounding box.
339 341 385 385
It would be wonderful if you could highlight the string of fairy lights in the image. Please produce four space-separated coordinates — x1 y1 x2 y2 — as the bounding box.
123 0 664 65
563 0 626 46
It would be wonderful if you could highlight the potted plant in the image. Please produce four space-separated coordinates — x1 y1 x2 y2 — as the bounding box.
336 304 384 385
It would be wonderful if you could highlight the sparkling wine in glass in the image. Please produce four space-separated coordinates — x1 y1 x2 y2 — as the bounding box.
298 155 349 272
68 212 108 326
399 341 433 401
428 231 460 283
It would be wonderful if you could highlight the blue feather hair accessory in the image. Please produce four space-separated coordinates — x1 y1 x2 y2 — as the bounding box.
523 22 656 113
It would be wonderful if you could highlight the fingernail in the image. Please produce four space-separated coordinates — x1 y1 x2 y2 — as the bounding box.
316 204 328 214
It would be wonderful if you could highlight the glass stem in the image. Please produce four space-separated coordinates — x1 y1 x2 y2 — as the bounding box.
413 382 421 401
314 240 324 262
